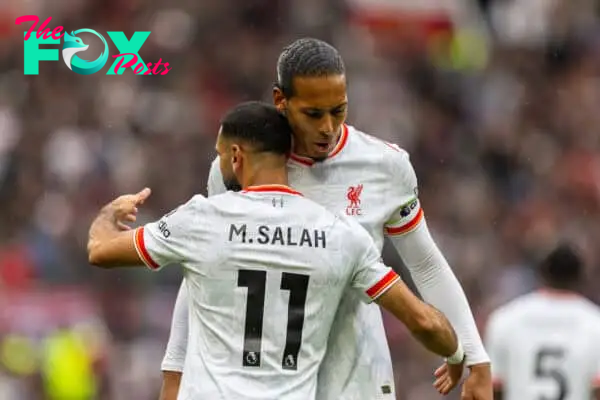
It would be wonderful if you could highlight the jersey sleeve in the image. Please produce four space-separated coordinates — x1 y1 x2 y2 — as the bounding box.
344 216 400 303
484 311 508 388
134 196 205 270
383 147 424 236
207 156 227 197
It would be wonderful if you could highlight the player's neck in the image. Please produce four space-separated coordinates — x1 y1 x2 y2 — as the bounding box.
538 287 580 297
241 158 289 189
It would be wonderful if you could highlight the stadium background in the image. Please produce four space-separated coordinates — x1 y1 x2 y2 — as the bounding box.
0 0 599 398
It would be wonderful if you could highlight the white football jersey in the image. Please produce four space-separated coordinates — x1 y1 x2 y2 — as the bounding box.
485 291 600 400
135 185 399 400
202 125 422 399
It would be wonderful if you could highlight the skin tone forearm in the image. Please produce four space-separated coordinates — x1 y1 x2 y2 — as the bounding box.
411 303 459 357
377 282 459 358
88 205 120 255
159 371 182 400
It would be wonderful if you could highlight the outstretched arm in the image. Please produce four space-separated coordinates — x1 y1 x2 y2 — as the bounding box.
87 188 151 268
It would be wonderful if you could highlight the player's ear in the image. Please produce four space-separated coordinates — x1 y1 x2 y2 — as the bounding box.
231 144 241 171
273 85 286 114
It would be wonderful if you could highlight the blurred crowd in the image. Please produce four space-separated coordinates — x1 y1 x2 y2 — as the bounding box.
0 0 599 399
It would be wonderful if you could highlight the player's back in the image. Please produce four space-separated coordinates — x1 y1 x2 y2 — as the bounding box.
178 186 368 400
486 291 600 400
204 126 419 398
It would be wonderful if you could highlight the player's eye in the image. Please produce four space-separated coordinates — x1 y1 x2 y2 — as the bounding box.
305 111 323 119
331 108 346 117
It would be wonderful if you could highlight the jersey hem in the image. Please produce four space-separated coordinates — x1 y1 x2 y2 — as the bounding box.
160 362 184 372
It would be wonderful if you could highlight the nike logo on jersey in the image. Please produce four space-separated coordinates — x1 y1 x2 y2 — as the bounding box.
228 224 327 248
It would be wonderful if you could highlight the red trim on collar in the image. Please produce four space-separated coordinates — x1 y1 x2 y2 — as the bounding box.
289 124 349 166
242 185 303 196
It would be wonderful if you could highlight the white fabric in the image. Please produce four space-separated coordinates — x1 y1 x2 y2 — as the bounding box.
387 220 489 366
485 291 600 400
162 125 488 398
138 188 396 400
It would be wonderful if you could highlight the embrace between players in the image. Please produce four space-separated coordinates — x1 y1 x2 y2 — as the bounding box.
87 38 493 399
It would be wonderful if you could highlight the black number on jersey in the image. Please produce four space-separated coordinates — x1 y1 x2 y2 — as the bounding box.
237 270 310 370
237 270 266 368
534 347 568 400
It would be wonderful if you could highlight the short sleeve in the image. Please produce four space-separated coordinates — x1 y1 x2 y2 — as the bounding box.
134 196 205 270
384 148 424 236
207 156 227 197
484 312 508 387
344 216 400 303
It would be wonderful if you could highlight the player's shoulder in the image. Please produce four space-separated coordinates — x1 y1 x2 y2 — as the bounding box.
166 194 209 216
572 296 600 325
488 293 539 326
329 211 373 248
347 124 414 178
205 190 246 208
185 193 210 208
347 124 410 160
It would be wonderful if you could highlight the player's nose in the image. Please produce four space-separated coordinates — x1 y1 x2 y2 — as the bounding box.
318 116 335 136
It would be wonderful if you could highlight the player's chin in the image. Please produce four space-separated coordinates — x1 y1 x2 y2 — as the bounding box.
307 146 330 162
309 154 328 163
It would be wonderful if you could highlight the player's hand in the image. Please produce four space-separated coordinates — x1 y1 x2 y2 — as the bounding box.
109 187 152 230
460 363 493 400
433 359 464 395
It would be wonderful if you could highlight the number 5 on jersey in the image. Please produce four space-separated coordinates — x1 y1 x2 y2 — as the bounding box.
237 269 309 370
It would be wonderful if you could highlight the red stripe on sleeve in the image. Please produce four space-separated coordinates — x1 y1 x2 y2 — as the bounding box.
366 270 400 300
385 208 424 236
135 227 160 270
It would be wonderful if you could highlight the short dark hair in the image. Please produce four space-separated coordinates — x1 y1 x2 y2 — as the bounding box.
538 243 583 290
276 38 345 98
220 101 292 155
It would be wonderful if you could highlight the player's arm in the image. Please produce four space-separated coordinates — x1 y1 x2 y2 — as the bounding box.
376 277 460 359
88 188 200 271
159 283 190 399
87 188 151 267
347 221 464 394
483 311 508 399
159 371 182 400
160 157 225 398
384 149 490 368
347 217 462 359
592 323 600 400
